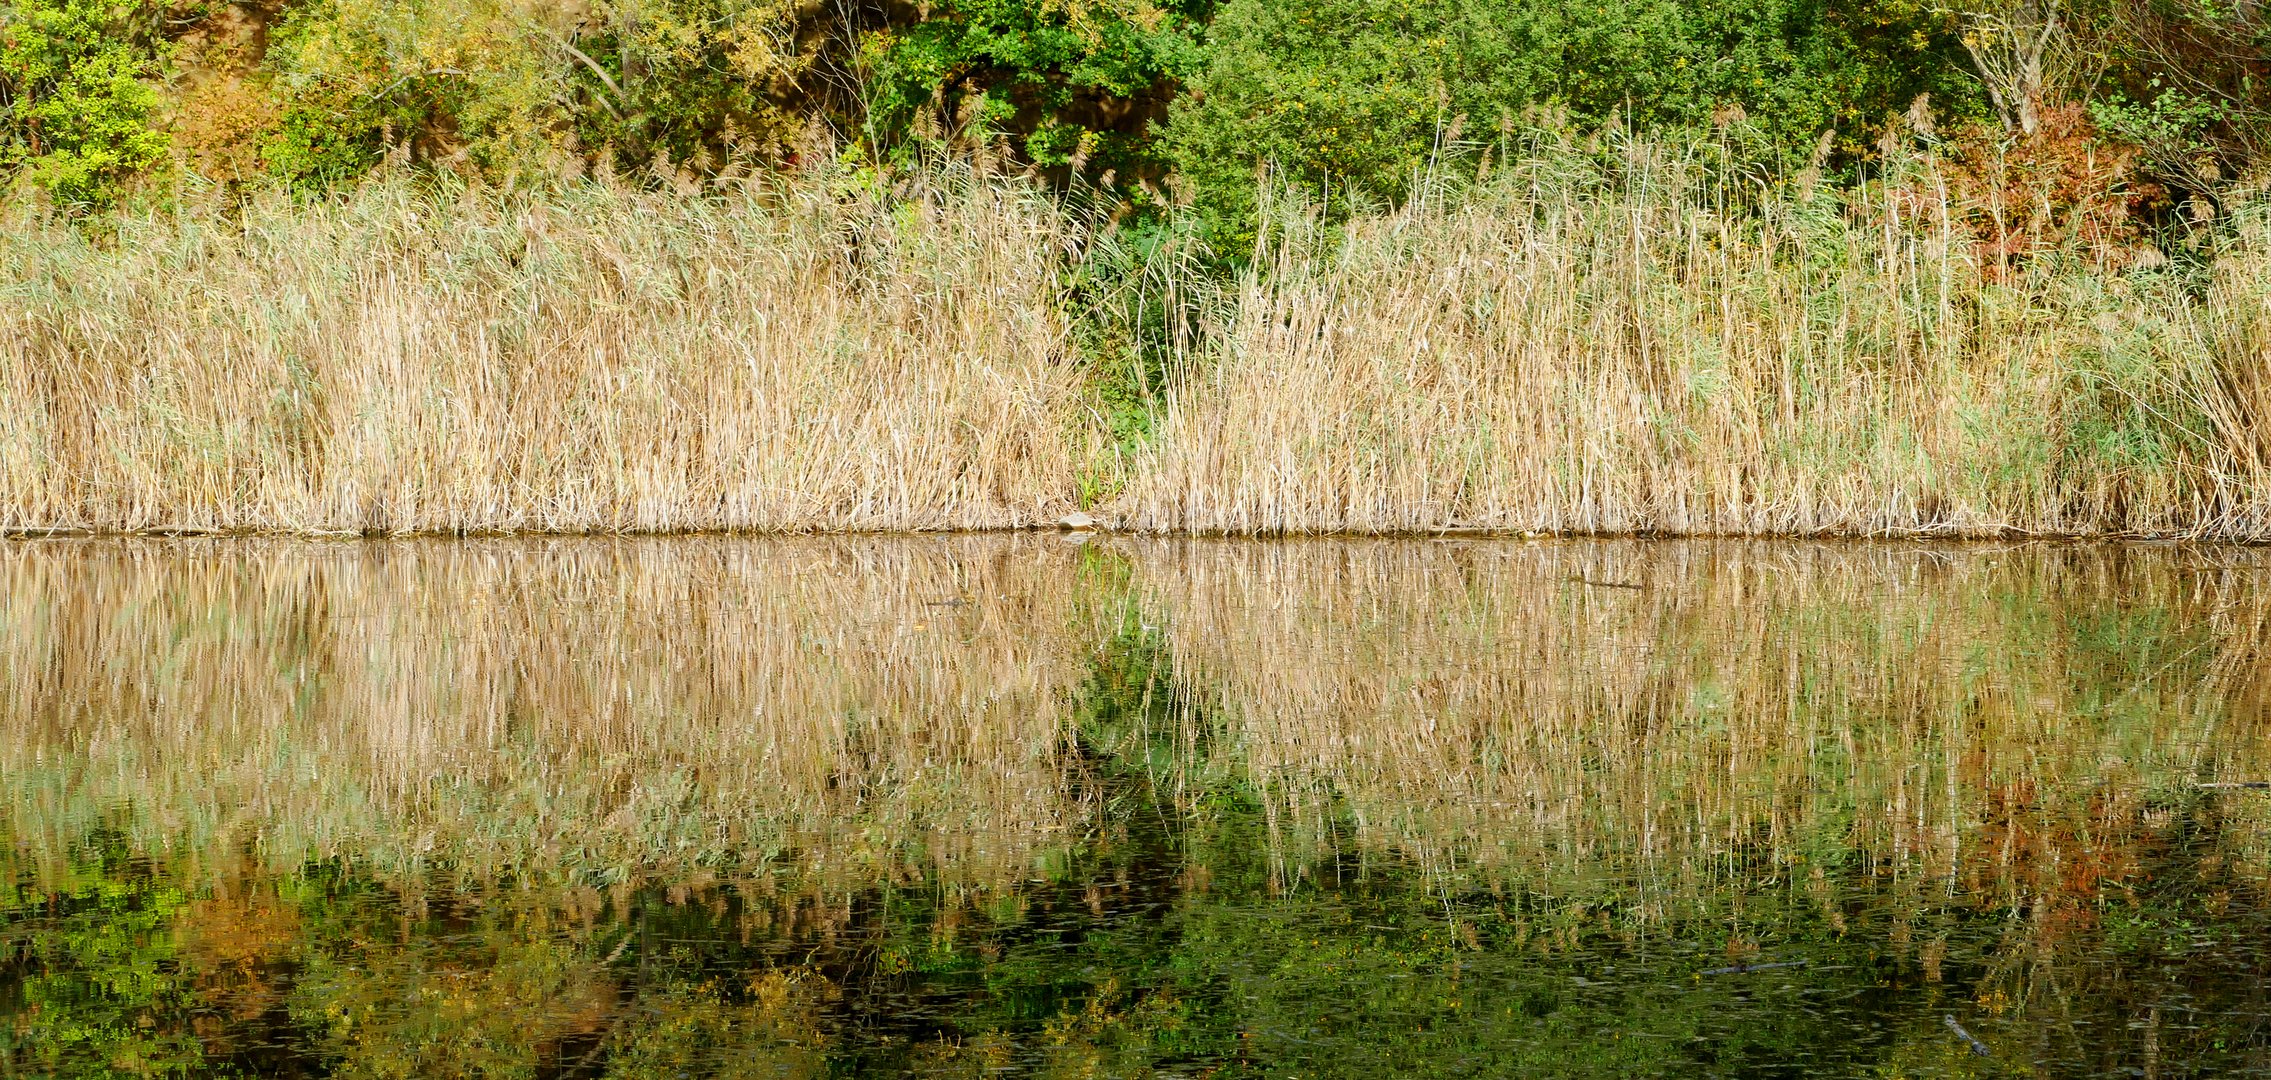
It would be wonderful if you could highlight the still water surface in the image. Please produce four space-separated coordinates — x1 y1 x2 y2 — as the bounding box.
4 537 2270 1077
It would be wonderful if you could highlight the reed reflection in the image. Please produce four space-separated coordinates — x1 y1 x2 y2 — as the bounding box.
3 537 2268 1076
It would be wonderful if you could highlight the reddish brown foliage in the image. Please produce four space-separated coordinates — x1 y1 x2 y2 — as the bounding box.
1939 105 2170 279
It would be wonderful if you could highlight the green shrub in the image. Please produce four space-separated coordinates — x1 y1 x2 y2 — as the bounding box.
258 0 817 190
561 0 819 172
856 0 1210 182
2099 1 2271 200
1158 0 1978 248
257 0 577 186
0 0 170 210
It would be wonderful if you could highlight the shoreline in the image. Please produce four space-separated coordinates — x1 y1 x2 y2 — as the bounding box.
4 524 2264 544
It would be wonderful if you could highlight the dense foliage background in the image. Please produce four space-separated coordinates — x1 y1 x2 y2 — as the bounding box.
2 0 2264 230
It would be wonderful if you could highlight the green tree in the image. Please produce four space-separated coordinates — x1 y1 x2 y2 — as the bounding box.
2095 0 2271 202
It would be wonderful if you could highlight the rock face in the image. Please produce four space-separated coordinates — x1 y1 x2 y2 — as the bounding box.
1059 511 1099 530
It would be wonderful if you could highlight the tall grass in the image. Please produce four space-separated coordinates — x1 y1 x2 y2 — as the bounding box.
0 169 1087 533
1126 138 2271 536
3 139 2270 536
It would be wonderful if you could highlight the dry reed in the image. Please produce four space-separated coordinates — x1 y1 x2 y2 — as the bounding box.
1125 141 2271 537
6 143 2271 537
0 170 1087 533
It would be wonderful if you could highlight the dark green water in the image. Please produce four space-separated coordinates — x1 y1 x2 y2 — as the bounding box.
4 538 2270 1077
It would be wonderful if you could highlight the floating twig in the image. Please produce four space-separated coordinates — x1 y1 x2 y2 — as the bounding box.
1699 959 1808 976
1944 1015 1991 1057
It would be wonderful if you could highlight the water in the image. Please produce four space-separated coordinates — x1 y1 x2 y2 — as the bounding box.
4 536 2270 1077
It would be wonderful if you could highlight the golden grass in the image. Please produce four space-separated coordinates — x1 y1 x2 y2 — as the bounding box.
1124 143 2271 537
6 143 2271 537
0 171 1087 533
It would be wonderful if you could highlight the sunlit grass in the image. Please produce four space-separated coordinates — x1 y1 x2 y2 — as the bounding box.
1125 138 2271 537
5 141 2271 538
0 169 1089 533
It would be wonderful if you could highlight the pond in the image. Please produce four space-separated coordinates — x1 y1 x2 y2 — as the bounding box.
3 536 2269 1077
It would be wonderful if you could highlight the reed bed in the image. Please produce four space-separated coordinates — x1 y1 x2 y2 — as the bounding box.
0 171 1086 534
1125 142 2271 537
6 143 2271 537
0 536 1103 894
1130 539 2271 907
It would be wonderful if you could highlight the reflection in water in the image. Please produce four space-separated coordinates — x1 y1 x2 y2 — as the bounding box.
2 537 2269 1076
